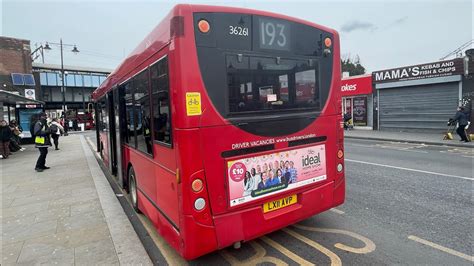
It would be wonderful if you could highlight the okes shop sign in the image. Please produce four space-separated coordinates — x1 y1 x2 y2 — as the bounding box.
373 58 464 83
340 75 373 97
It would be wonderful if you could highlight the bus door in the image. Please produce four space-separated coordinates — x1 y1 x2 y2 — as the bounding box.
106 91 116 174
112 87 126 187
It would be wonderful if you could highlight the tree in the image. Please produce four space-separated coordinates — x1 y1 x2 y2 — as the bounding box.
341 54 366 76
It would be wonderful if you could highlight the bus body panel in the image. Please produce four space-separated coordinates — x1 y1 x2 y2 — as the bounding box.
213 181 335 248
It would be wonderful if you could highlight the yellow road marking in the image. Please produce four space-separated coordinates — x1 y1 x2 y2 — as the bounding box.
282 228 342 266
293 225 376 254
261 236 314 265
329 208 345 215
138 214 188 266
220 241 287 266
408 235 474 262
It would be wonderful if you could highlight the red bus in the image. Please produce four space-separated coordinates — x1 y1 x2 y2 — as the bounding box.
93 4 344 259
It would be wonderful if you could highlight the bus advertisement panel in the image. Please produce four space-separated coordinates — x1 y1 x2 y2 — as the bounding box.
228 144 327 207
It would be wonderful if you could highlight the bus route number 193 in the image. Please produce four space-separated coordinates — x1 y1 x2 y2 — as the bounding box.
229 25 249 36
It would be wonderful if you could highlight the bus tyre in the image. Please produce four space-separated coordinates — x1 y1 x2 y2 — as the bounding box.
128 167 141 213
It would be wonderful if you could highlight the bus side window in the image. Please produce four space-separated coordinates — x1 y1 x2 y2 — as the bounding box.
124 80 135 146
150 56 171 145
135 69 153 155
99 98 107 131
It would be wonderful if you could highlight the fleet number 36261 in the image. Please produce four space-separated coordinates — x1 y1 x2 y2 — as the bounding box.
229 26 249 36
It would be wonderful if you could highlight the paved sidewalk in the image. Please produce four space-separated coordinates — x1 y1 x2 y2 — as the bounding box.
345 129 473 148
1 135 151 265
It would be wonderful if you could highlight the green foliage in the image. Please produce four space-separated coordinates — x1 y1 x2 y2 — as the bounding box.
341 55 366 76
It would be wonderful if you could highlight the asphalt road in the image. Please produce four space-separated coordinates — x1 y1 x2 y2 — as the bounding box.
85 130 473 265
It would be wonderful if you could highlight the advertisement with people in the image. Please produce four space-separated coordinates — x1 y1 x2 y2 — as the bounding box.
227 144 327 207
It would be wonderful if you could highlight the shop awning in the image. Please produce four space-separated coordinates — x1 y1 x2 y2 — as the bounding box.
0 90 44 105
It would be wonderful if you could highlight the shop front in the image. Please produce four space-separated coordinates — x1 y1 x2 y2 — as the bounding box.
373 58 466 133
341 75 374 129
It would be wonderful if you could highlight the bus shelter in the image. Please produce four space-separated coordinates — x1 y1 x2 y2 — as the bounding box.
0 90 44 140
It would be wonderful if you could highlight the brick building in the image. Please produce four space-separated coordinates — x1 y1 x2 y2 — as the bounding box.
0 36 36 97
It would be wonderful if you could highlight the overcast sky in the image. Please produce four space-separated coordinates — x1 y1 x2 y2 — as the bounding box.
2 0 473 72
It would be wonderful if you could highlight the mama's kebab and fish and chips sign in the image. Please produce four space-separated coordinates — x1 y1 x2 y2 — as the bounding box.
372 58 464 83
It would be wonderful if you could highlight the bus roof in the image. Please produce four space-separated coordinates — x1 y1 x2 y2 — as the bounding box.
92 4 338 100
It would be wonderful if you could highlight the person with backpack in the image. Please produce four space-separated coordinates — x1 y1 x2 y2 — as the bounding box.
33 113 52 172
0 120 12 159
50 118 64 150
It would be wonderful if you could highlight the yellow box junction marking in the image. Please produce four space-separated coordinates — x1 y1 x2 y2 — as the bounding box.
220 241 287 266
186 92 202 116
293 224 376 254
282 228 342 266
261 236 314 265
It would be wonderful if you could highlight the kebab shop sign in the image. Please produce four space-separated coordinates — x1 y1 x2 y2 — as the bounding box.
373 58 464 83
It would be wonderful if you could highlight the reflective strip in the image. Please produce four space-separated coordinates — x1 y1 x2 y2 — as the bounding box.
35 136 45 144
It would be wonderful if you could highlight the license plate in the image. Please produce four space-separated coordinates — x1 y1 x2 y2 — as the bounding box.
263 194 297 213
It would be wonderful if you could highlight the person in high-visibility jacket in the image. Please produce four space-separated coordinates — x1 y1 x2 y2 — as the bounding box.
33 113 52 172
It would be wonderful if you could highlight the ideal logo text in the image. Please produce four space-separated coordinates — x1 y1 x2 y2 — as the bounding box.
302 153 321 167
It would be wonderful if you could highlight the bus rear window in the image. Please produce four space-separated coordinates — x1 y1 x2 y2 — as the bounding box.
227 55 320 114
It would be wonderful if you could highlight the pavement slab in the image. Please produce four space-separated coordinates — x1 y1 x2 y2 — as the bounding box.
74 238 119 265
1 135 151 265
1 242 24 265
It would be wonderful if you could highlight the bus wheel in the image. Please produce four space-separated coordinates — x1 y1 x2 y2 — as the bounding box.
128 167 141 213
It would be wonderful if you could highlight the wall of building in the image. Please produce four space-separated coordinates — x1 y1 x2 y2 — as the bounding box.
0 36 33 95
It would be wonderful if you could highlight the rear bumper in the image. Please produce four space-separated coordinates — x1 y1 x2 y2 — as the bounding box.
213 180 340 249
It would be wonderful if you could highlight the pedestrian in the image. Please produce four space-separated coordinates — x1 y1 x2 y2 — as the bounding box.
9 120 25 152
343 112 352 130
73 119 78 131
33 112 52 172
50 118 64 150
68 119 73 131
448 106 470 142
0 120 12 159
61 117 69 136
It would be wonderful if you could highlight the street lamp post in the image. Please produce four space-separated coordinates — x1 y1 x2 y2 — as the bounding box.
43 39 79 117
